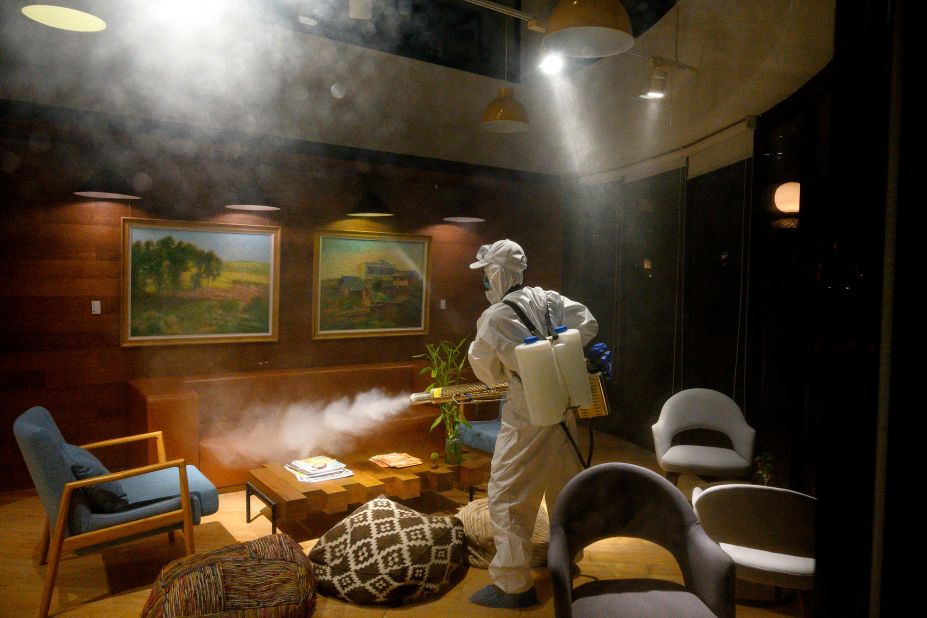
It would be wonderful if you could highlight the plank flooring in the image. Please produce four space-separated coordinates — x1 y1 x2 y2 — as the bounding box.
0 430 800 616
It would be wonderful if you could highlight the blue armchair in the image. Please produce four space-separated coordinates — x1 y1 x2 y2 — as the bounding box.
13 406 219 618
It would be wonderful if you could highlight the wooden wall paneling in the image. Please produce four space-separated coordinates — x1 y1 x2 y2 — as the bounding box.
0 103 567 490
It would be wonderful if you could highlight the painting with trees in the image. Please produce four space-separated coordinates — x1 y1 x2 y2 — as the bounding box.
312 230 430 339
121 219 280 346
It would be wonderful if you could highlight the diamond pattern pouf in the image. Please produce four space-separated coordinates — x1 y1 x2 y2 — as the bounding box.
309 495 465 606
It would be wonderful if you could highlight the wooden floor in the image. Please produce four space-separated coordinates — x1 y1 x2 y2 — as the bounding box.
0 429 800 616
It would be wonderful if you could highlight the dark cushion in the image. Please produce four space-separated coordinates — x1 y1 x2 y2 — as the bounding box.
309 495 465 606
64 444 128 512
142 533 316 618
572 579 718 618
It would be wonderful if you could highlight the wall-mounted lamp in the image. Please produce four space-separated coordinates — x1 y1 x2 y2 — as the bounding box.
348 190 394 217
74 169 141 200
22 5 106 32
640 62 668 99
544 0 634 58
774 181 800 213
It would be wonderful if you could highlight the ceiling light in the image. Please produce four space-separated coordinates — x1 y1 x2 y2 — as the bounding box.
298 15 318 27
481 87 529 133
74 169 140 200
348 190 394 217
22 5 106 32
538 52 565 75
774 182 801 213
640 64 668 99
544 0 634 58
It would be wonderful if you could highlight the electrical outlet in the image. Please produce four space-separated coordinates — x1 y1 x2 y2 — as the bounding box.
91 300 101 315
440 299 446 310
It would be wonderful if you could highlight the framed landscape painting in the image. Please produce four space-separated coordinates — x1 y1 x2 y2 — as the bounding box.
121 218 280 346
312 230 430 339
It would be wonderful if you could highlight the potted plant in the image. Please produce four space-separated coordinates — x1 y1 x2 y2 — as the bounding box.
415 338 471 464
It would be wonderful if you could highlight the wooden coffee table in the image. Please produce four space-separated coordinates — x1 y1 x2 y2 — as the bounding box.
245 448 491 531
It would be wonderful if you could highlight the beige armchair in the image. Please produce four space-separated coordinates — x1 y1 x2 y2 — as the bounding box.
651 388 755 485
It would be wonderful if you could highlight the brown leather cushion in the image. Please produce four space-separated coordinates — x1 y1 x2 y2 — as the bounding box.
142 534 315 617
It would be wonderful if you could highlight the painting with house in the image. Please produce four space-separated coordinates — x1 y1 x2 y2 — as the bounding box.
312 230 430 339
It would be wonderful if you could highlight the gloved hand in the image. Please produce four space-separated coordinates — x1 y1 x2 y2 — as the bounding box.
586 342 613 379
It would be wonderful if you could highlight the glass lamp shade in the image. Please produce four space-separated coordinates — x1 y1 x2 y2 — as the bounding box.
481 87 529 133
544 0 634 58
74 169 141 200
348 190 394 217
774 182 801 213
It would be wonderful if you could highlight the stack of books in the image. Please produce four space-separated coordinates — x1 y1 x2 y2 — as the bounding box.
285 455 353 483
369 452 423 468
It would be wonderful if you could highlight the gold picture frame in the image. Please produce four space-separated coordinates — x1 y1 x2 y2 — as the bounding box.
312 229 431 339
121 218 280 346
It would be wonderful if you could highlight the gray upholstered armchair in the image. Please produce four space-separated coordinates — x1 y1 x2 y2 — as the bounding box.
548 463 735 618
652 388 756 486
13 406 219 617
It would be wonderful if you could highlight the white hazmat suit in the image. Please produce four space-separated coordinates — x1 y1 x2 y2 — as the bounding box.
467 240 598 597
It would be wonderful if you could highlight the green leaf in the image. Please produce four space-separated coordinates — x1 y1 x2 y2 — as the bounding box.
429 415 443 432
419 366 431 375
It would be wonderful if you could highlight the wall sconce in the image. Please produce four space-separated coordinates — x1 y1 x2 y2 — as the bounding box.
640 62 669 99
774 181 800 213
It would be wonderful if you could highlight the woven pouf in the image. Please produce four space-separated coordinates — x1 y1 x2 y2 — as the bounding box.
309 495 465 606
456 497 549 568
142 533 316 618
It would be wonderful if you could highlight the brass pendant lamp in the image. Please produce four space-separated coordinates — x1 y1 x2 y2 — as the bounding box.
481 17 528 133
544 0 634 58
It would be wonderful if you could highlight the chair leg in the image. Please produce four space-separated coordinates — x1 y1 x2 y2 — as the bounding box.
666 472 681 486
167 530 176 543
39 520 68 618
39 519 50 566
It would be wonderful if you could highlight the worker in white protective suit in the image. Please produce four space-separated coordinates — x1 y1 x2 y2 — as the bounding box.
467 239 598 609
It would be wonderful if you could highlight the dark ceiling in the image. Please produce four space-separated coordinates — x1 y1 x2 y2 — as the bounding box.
264 1 678 80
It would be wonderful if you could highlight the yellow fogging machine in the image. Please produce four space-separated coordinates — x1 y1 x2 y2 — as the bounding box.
409 374 610 420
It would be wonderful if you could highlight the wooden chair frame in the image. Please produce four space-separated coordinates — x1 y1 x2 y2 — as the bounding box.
37 430 195 618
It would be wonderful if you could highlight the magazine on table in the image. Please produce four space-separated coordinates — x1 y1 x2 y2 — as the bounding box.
369 452 423 468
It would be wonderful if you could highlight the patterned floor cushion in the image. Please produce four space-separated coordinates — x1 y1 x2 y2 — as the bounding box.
308 495 465 606
457 497 549 569
142 533 316 618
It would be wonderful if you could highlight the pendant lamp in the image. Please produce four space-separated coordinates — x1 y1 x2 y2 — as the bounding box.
544 0 634 58
223 181 279 211
481 87 529 133
348 189 394 217
74 169 141 200
481 16 529 133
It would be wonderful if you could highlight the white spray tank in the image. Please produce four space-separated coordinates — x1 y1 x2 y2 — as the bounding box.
552 325 594 409
514 335 569 426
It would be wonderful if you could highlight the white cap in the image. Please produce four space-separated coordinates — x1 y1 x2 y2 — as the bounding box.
469 239 527 273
